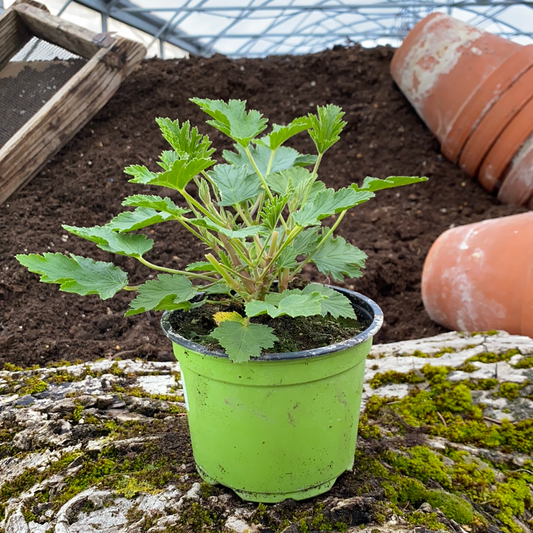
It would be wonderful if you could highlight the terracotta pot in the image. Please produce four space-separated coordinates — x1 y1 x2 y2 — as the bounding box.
391 12 519 149
476 97 533 193
422 213 533 337
459 65 533 184
442 44 533 163
497 134 533 207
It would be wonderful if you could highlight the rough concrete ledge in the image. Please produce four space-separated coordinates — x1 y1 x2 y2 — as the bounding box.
0 331 532 533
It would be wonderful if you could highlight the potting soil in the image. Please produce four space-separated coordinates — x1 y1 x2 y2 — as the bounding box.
0 45 526 367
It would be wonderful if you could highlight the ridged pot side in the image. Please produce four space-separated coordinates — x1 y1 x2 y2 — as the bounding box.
497 133 533 208
441 44 533 163
457 63 533 182
422 213 533 337
391 12 518 148
161 288 383 503
475 87 533 193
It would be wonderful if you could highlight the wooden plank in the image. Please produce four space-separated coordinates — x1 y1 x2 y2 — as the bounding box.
13 3 106 59
0 9 32 71
0 38 146 205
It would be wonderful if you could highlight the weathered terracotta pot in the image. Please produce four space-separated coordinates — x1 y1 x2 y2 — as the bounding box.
458 65 533 183
498 135 533 207
477 97 533 194
443 44 533 163
422 213 533 338
391 12 519 153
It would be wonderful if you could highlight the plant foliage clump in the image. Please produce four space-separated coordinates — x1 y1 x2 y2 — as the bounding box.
16 99 426 362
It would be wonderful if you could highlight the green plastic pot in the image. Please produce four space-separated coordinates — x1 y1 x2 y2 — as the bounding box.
161 286 383 503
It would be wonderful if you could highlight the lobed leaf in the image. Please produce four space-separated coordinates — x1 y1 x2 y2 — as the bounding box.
311 236 367 281
211 321 277 363
257 117 310 150
185 261 218 272
126 158 214 191
208 164 262 206
302 283 356 319
260 196 289 230
291 227 321 255
353 175 428 192
246 290 324 319
155 118 215 160
125 274 198 316
213 311 245 326
106 207 174 233
15 253 128 300
223 144 299 176
62 225 153 257
158 150 179 171
190 98 268 147
306 104 347 154
122 195 189 217
123 165 156 183
293 187 374 227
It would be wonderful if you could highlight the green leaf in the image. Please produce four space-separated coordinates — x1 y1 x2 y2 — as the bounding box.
210 321 277 363
223 144 299 176
293 188 374 227
16 253 128 300
294 154 318 167
260 196 289 230
125 274 197 316
266 167 312 197
201 282 232 295
291 227 321 255
208 164 262 206
185 261 218 272
157 150 179 171
306 104 346 154
62 225 153 257
126 158 214 191
123 165 157 183
155 118 215 160
122 195 189 217
106 207 173 233
257 117 310 150
246 290 324 319
302 283 356 319
190 98 268 147
311 236 367 281
353 175 428 192
188 218 265 239
275 247 298 269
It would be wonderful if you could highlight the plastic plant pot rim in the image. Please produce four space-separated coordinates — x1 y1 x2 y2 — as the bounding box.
161 285 384 361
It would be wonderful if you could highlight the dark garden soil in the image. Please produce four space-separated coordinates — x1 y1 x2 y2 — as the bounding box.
0 45 525 367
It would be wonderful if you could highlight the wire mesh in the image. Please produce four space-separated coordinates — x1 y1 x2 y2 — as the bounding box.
0 38 87 149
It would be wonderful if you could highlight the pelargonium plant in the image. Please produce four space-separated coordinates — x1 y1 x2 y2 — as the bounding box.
16 98 426 362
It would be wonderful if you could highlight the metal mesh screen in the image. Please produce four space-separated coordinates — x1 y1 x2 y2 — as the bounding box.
0 38 87 149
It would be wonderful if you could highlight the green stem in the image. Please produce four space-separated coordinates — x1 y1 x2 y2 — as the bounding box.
181 189 223 225
244 146 275 203
123 285 140 291
258 226 303 283
291 210 347 278
137 256 217 282
300 152 323 207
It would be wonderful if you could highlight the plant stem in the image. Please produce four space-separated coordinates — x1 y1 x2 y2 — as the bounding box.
137 256 217 282
291 210 347 278
300 152 323 207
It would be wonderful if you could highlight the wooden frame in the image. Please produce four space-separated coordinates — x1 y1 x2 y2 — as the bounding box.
0 0 146 205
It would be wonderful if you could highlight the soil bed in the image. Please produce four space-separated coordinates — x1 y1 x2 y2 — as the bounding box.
0 45 525 367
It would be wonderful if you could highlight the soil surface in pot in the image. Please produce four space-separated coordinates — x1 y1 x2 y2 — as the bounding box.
0 45 525 367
